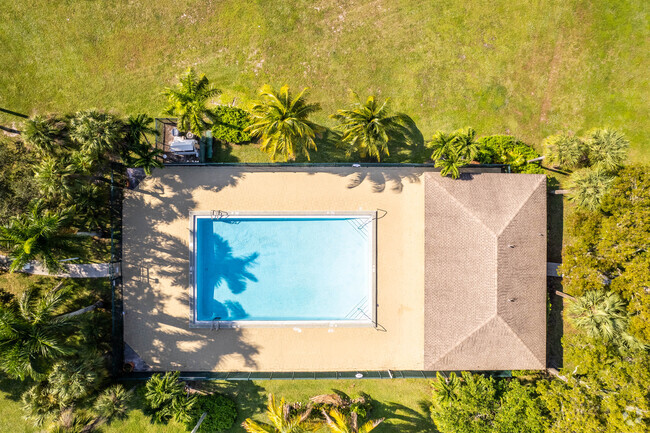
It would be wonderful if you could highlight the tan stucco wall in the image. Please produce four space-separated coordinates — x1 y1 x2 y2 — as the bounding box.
122 166 426 371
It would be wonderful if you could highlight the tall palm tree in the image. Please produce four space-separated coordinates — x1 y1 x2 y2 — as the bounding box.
69 110 124 158
163 68 221 137
568 167 615 211
0 200 76 273
567 290 641 347
322 409 384 433
128 144 164 176
330 94 408 162
0 285 74 380
542 133 588 169
428 131 457 161
246 85 323 162
22 115 64 155
452 127 480 161
242 394 318 433
125 113 157 147
435 148 464 179
586 128 629 172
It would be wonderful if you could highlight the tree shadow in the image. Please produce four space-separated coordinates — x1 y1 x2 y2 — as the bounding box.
0 373 33 401
211 141 241 163
194 380 268 428
375 401 439 433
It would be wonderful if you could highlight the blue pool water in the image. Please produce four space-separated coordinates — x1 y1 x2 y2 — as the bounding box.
194 216 373 323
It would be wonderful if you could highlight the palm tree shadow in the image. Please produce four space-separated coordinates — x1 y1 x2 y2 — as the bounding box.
376 401 439 433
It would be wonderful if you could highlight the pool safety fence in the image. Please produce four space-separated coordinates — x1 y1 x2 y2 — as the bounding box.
110 164 125 377
120 370 512 381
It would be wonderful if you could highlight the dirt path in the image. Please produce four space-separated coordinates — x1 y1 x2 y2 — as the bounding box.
539 35 564 124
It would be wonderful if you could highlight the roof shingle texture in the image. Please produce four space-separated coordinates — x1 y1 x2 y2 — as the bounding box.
424 173 547 370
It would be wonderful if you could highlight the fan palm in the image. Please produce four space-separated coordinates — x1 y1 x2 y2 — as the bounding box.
330 94 408 162
0 285 74 380
22 115 63 155
69 110 124 159
242 394 318 433
47 355 107 407
542 133 588 169
246 85 323 162
435 148 464 179
322 409 384 433
0 200 76 273
586 128 629 172
568 290 630 342
568 167 615 211
94 385 131 420
452 127 480 161
33 157 76 200
428 131 457 161
163 68 221 137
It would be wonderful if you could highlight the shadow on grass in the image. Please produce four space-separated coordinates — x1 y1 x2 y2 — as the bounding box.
194 380 267 428
375 401 439 433
0 374 32 401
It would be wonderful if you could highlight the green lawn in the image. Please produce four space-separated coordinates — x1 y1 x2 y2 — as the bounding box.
103 379 433 433
0 1 647 162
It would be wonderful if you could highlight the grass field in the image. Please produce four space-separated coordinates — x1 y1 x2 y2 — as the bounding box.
0 0 647 162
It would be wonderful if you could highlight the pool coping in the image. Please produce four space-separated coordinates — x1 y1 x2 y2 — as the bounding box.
188 210 377 329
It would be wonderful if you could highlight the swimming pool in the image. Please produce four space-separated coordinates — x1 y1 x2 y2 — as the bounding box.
189 212 376 328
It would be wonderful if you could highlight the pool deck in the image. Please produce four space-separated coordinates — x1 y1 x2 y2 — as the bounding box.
123 166 430 371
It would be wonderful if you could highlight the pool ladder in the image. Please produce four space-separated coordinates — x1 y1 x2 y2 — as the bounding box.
211 210 229 220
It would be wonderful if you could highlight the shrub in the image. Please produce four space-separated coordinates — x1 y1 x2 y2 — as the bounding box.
144 371 196 424
210 106 252 144
542 133 589 169
186 393 238 432
477 135 544 174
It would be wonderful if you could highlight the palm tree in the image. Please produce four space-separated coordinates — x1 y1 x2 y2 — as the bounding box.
33 157 76 200
163 68 221 137
0 201 76 273
568 290 639 344
432 372 460 407
128 144 164 176
0 285 74 380
435 148 464 179
586 128 629 172
542 133 588 169
428 131 457 161
69 110 124 159
47 355 107 407
94 385 131 421
568 167 615 211
452 127 480 161
330 94 408 162
22 115 63 155
322 409 384 433
246 85 323 162
242 394 318 433
125 113 157 147
145 371 196 424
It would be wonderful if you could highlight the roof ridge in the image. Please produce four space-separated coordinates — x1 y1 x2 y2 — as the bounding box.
495 176 545 237
428 178 497 236
492 315 544 366
426 314 497 366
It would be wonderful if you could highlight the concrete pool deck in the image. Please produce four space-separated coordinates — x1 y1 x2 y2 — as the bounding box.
123 166 429 371
123 165 546 372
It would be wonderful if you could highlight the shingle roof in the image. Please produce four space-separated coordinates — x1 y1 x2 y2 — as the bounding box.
424 173 547 370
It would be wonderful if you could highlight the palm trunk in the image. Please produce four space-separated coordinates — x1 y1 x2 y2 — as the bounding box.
57 300 104 319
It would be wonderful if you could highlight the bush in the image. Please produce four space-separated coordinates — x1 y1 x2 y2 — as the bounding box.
211 106 252 144
477 135 544 174
187 393 238 432
144 372 196 424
